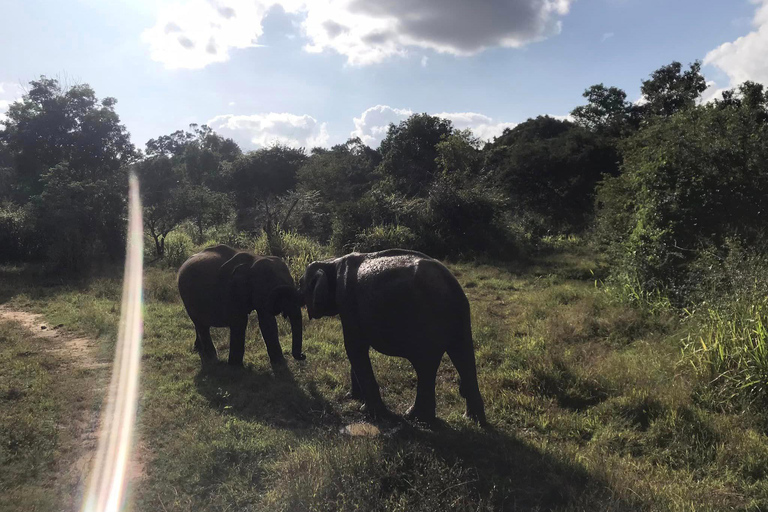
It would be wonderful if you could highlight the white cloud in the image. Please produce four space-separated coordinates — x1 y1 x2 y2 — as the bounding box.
0 83 24 125
142 0 304 69
351 105 516 147
299 0 574 65
421 55 429 67
435 112 516 141
705 0 768 87
699 81 730 104
208 112 329 149
601 32 614 43
351 105 413 147
143 0 575 68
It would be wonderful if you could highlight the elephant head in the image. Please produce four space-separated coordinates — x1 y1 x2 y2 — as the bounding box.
222 253 305 360
300 260 339 320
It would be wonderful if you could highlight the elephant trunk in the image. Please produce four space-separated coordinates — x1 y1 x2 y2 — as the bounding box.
288 305 305 361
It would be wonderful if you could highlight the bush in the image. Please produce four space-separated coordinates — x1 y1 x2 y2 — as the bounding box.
595 102 768 300
0 203 41 262
415 179 516 258
353 224 416 252
164 231 194 269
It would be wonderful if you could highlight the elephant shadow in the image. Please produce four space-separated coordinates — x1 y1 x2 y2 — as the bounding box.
378 422 643 510
194 362 341 430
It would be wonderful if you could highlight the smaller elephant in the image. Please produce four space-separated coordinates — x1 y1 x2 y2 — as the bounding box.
300 249 486 424
177 245 305 366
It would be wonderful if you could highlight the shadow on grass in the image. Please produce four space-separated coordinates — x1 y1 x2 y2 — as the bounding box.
194 362 341 430
380 423 640 510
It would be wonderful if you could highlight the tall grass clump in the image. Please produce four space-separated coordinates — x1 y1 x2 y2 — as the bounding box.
691 300 768 407
255 228 330 279
164 231 195 268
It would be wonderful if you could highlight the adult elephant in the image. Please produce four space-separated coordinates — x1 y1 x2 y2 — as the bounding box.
300 249 486 424
178 244 305 366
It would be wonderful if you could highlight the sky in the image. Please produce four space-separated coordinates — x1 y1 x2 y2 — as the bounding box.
0 0 766 151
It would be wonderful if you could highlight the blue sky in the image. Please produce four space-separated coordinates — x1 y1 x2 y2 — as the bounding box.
0 0 765 150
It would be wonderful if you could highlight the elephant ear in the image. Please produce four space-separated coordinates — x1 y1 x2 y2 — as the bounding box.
219 252 255 309
307 262 336 318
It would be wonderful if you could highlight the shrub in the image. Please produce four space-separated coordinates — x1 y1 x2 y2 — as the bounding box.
0 203 40 262
164 231 194 269
352 224 416 252
415 179 516 258
595 102 768 301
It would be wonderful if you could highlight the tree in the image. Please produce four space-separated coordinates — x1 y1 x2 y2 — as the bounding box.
227 145 308 240
571 84 639 137
298 138 380 204
435 129 484 183
0 77 137 267
377 114 453 196
484 116 618 232
639 61 707 118
142 125 241 247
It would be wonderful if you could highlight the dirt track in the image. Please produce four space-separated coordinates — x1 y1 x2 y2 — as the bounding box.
0 305 145 508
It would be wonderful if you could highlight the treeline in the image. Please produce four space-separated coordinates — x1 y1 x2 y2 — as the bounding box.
2 62 768 305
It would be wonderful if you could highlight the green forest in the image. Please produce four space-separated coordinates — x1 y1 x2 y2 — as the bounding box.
3 59 768 511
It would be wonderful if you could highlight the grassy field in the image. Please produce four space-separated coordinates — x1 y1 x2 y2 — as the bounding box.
2 242 768 511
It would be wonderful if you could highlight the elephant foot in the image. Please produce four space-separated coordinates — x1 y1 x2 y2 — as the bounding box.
405 405 437 424
344 389 364 401
199 352 218 364
464 405 487 426
360 402 396 422
268 354 287 367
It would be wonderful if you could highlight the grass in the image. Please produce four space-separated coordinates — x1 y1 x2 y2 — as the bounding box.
2 242 768 510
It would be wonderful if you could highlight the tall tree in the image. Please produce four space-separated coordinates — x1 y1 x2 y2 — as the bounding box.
640 61 707 118
227 145 308 234
377 113 453 196
571 84 639 136
143 124 241 245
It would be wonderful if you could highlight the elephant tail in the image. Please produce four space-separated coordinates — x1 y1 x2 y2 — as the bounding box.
447 311 487 425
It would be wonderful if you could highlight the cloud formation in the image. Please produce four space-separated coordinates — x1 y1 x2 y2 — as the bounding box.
0 83 24 125
705 0 768 86
351 105 516 148
208 112 329 149
435 112 517 141
142 0 303 69
301 0 573 65
143 0 574 68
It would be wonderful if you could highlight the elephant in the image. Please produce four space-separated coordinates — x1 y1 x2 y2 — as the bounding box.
177 244 305 366
300 249 486 424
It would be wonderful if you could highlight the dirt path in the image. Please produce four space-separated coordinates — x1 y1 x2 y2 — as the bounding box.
0 305 145 508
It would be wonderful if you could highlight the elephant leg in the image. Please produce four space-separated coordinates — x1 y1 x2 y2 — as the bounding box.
345 342 388 418
405 357 440 422
194 324 217 361
447 338 486 424
257 312 286 364
345 367 364 400
227 316 248 366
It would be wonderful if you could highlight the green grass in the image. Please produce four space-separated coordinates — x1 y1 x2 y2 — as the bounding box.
2 244 768 510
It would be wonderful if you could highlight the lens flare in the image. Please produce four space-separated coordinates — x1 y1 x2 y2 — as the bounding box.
82 172 144 512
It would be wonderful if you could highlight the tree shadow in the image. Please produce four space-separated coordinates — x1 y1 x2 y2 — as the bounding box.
193 361 341 430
